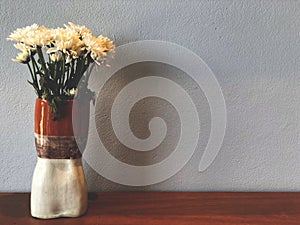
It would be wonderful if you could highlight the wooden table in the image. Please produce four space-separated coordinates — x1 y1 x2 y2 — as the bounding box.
0 192 300 224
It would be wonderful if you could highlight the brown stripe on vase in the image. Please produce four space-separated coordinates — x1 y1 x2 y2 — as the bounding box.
34 133 82 159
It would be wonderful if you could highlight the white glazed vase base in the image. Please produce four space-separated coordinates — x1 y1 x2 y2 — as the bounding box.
31 157 88 219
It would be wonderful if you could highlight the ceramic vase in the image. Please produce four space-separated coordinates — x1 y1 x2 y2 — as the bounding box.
31 98 89 219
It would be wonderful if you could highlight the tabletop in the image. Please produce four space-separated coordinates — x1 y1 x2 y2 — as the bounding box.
0 192 300 225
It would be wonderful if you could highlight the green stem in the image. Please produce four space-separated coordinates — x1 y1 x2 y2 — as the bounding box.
61 54 66 94
29 57 41 96
27 61 36 83
70 60 75 79
78 57 85 79
37 47 48 77
54 62 57 81
65 60 75 90
26 63 39 95
32 57 40 74
65 63 70 88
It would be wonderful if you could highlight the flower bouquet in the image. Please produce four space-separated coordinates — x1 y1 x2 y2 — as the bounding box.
8 22 114 119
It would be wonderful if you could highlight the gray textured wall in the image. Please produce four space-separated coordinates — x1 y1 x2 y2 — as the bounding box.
1 0 300 191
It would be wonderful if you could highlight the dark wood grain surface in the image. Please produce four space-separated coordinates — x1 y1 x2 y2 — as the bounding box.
0 192 300 225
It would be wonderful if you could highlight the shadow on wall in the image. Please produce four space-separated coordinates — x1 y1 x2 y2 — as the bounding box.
84 62 211 190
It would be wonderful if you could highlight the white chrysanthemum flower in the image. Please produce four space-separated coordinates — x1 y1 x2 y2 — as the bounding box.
64 22 92 39
83 34 115 63
7 24 39 42
49 52 62 62
12 51 30 63
69 88 77 96
47 28 85 59
7 24 52 48
64 88 77 96
14 43 33 52
23 26 52 47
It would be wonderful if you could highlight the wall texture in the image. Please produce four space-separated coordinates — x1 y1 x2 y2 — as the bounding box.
1 0 300 191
